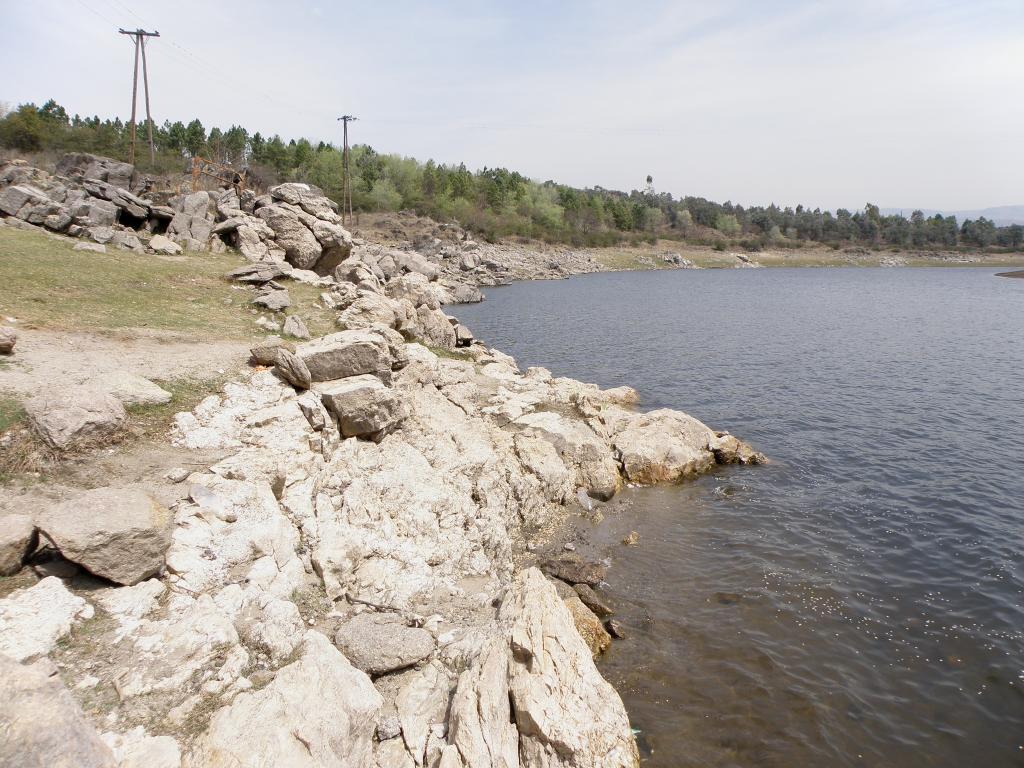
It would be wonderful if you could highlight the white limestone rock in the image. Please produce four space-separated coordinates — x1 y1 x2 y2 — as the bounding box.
0 577 94 662
184 631 382 768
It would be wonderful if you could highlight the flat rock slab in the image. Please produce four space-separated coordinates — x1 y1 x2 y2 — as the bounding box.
334 611 435 675
100 371 172 407
0 576 94 661
38 487 172 585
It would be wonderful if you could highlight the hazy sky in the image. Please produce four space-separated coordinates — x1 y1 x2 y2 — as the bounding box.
2 0 1022 210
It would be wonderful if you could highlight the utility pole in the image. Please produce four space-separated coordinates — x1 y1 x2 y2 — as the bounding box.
119 28 160 165
337 115 358 226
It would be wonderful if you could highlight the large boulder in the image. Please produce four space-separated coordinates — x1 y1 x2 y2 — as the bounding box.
515 411 620 500
296 328 397 383
333 611 435 675
0 654 117 768
317 375 407 439
605 408 717 484
24 387 127 450
56 152 135 189
0 184 51 217
415 307 457 349
501 568 637 766
255 204 322 270
38 487 172 585
0 514 35 575
185 631 382 768
445 568 638 768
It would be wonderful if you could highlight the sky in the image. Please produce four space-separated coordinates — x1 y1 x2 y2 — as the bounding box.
1 0 1022 211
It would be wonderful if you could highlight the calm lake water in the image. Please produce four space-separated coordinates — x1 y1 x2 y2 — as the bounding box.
451 267 1024 768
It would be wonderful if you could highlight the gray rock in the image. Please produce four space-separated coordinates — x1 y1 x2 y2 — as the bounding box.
249 336 293 366
282 314 311 340
0 514 36 575
71 199 118 228
274 349 312 390
333 611 435 675
318 375 407 438
253 288 291 311
38 487 172 585
73 241 107 253
56 152 135 189
25 387 127 450
0 184 49 217
296 329 394 383
148 234 182 255
226 262 288 284
255 204 322 270
0 326 16 355
540 553 608 587
573 583 614 618
453 324 474 347
0 655 116 768
268 182 309 206
377 715 402 741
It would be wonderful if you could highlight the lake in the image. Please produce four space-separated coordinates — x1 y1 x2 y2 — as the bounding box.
451 266 1024 767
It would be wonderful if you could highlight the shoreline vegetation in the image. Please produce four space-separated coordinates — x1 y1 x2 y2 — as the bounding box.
3 99 1023 256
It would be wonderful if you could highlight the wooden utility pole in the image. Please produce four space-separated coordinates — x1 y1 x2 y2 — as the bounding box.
337 115 357 225
119 28 160 165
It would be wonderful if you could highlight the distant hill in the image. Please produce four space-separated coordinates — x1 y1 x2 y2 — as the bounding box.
881 206 1024 227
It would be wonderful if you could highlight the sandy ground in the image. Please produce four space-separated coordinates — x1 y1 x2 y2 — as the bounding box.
0 327 251 517
0 327 250 398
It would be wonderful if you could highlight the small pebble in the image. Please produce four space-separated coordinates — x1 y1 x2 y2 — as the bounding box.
165 467 190 483
563 542 576 551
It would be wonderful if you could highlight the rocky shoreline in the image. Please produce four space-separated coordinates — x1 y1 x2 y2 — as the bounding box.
0 155 764 767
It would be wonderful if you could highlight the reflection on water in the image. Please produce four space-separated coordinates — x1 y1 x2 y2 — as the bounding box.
452 267 1024 767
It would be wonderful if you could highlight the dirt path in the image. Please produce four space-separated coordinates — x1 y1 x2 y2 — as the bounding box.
0 327 250 397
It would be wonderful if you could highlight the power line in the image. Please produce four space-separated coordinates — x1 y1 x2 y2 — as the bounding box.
118 28 160 165
337 115 358 225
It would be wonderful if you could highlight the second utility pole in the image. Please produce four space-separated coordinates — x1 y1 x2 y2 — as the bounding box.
337 115 357 226
119 28 160 165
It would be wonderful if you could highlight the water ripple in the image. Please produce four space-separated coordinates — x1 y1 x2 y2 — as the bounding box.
453 267 1024 767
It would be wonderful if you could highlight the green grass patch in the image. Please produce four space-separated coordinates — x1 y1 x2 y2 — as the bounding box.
0 391 24 433
425 344 473 361
127 374 234 439
0 228 252 336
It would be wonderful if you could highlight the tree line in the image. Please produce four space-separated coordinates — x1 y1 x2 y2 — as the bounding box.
1 100 1020 250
